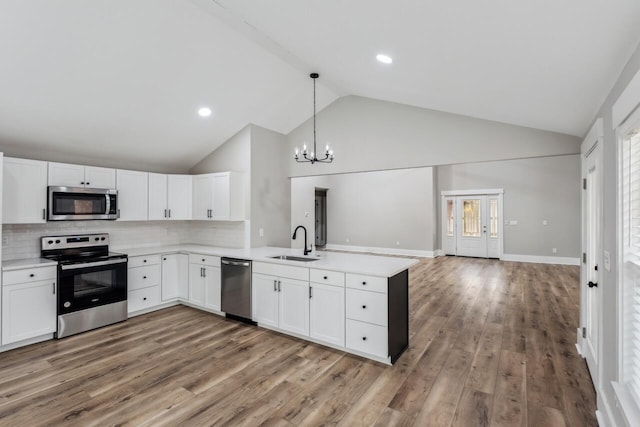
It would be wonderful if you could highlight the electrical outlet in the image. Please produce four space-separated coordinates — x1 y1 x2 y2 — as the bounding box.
304 211 309 217
509 220 518 226
259 228 264 238
552 248 557 254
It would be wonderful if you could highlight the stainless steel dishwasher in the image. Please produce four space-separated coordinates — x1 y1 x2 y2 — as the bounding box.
221 258 253 322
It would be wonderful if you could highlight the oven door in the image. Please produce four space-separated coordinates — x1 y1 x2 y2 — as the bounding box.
48 186 118 220
58 258 127 315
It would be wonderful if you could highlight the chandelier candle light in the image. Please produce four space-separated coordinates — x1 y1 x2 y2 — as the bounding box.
294 73 334 164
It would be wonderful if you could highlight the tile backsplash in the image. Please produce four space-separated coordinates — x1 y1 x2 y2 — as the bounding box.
2 220 247 260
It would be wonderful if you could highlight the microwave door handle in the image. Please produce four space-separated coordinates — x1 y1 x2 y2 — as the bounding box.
105 194 111 215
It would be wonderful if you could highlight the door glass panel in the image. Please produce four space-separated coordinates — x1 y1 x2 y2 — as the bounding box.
490 199 498 238
462 199 481 237
74 269 117 298
447 200 454 236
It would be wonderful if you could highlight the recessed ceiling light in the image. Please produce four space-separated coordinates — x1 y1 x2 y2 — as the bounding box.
198 107 212 117
376 54 393 64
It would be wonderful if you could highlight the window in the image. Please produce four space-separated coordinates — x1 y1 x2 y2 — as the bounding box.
462 199 481 237
618 107 640 421
489 199 498 238
447 200 454 236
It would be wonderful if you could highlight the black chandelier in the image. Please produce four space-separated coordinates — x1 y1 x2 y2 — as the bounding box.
294 73 334 164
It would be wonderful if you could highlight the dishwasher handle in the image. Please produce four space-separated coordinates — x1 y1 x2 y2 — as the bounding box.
222 260 251 267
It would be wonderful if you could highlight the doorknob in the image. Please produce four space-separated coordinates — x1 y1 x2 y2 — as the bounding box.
588 281 598 288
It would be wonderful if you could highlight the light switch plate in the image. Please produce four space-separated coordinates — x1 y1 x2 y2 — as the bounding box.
509 220 518 226
604 250 611 272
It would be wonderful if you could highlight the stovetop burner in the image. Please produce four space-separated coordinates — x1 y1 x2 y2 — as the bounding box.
41 233 127 264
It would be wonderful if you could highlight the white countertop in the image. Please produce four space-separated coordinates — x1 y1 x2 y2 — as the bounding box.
2 258 58 271
114 244 418 277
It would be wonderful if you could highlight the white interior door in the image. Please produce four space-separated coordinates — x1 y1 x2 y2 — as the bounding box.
582 140 601 387
456 196 488 257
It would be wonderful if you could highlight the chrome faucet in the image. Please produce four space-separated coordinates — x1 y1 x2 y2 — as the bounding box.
292 225 311 256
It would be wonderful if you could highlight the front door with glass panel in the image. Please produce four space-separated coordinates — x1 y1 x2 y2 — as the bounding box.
456 196 488 257
442 192 502 258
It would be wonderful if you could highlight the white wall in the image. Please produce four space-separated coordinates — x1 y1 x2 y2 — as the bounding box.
437 155 581 259
291 167 436 255
250 126 290 247
287 95 581 177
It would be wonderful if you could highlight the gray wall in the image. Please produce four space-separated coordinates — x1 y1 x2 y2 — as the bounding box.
437 155 581 258
589 40 640 427
290 167 436 253
250 126 290 247
286 95 581 177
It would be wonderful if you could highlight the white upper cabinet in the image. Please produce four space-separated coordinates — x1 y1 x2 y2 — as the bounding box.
48 162 115 188
116 169 148 221
192 175 213 220
191 172 245 221
167 175 192 220
148 173 192 220
3 157 48 224
148 173 168 220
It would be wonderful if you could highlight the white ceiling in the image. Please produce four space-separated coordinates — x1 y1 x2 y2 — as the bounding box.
1 1 640 171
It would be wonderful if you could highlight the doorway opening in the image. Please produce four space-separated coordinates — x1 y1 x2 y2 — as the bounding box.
315 188 327 249
441 189 504 259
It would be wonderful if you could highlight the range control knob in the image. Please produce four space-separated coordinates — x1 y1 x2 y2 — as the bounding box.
63 301 71 308
95 237 100 241
55 240 61 244
101 237 106 241
48 240 54 245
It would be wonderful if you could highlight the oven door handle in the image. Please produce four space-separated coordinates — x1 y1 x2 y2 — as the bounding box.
61 258 127 270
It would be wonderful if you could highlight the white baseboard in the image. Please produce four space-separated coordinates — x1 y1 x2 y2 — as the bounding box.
434 249 445 257
324 244 434 258
501 253 580 266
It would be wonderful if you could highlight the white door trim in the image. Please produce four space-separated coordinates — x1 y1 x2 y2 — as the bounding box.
578 117 603 392
441 188 504 196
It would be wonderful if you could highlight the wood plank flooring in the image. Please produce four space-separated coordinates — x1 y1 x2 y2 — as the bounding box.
0 256 597 426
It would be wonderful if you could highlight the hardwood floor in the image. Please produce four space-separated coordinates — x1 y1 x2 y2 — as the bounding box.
0 256 597 426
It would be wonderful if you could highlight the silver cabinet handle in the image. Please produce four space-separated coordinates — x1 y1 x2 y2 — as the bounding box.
273 280 277 291
203 268 206 278
278 280 281 292
52 283 55 294
164 209 167 218
42 208 46 220
309 286 312 299
168 209 171 218
200 267 204 277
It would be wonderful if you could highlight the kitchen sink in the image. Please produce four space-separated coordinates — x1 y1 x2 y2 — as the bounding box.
269 255 320 262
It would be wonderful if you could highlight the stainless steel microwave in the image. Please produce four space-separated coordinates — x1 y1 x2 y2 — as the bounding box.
48 186 118 221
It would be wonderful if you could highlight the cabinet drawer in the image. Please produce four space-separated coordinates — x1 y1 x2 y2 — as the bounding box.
3 266 57 286
128 255 161 268
346 273 387 294
310 269 345 287
346 319 388 359
128 265 160 291
189 254 220 267
253 262 309 281
128 286 160 313
346 288 388 326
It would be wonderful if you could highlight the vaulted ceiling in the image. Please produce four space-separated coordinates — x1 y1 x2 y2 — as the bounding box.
1 0 639 171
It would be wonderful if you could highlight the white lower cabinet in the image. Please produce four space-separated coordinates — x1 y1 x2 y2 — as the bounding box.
2 266 57 346
252 272 309 336
309 282 345 347
189 255 221 311
161 254 188 301
128 255 161 315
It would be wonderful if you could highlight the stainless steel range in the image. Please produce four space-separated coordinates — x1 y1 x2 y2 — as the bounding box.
41 233 128 338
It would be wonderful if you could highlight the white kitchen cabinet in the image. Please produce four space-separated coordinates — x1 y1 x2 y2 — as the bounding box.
127 255 161 315
310 282 345 347
3 157 48 224
189 256 220 311
192 175 213 220
48 162 115 188
148 173 192 220
191 172 245 221
252 273 279 328
116 169 148 221
161 253 188 301
252 272 309 335
2 266 57 345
